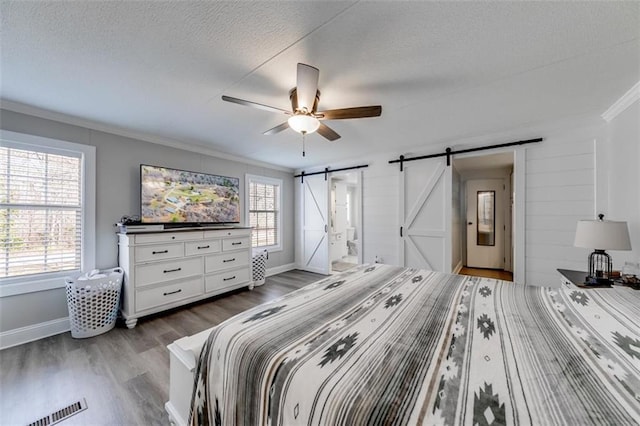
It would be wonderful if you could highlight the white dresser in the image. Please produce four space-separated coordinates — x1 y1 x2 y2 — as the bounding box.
118 227 252 328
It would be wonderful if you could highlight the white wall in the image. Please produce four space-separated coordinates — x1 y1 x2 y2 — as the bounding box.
0 109 296 341
605 100 640 267
524 127 600 286
360 154 401 265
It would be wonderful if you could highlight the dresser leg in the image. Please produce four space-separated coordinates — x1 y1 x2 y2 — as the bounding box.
125 318 138 329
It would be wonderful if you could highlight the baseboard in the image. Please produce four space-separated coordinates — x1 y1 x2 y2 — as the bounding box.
452 261 463 274
265 263 296 278
0 317 70 350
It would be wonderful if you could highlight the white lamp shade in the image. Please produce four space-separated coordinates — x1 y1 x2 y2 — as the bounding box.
574 220 632 250
288 114 320 134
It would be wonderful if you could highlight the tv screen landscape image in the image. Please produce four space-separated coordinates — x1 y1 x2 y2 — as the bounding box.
140 165 240 224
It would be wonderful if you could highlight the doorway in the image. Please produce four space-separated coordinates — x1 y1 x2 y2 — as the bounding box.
453 152 515 281
296 170 363 275
330 172 362 273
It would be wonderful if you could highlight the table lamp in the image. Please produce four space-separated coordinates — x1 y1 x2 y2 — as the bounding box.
574 214 632 285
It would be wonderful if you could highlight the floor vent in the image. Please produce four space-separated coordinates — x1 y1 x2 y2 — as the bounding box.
27 399 88 426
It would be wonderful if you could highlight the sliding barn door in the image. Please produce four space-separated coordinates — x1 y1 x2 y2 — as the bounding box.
299 175 330 274
400 159 452 272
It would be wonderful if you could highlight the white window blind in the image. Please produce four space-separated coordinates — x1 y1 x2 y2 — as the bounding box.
247 176 281 250
0 145 82 278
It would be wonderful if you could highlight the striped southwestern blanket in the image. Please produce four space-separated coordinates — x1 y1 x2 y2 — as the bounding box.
190 264 640 425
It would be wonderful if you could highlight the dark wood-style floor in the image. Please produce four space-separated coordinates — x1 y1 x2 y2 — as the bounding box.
0 269 323 426
459 266 513 281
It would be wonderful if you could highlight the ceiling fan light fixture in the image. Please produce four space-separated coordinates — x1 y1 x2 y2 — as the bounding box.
288 114 320 135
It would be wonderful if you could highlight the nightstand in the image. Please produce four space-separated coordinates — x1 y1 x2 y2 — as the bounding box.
557 268 612 289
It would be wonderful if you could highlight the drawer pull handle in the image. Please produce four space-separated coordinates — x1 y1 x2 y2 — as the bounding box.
232 242 242 246
152 250 169 255
197 245 210 250
171 236 176 239
163 289 182 296
223 276 236 281
223 258 236 263
163 267 182 273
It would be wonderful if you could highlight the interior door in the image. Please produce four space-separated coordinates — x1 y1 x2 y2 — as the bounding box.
400 159 452 272
300 175 330 274
466 179 504 269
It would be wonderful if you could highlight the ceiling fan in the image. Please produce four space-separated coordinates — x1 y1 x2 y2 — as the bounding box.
221 63 382 143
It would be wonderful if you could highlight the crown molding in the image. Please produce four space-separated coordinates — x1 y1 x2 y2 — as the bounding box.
0 99 293 173
601 81 640 123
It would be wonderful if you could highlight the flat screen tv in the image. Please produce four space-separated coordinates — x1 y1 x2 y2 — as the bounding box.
140 164 240 224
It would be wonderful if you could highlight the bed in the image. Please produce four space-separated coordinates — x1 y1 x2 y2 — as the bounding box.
166 264 640 425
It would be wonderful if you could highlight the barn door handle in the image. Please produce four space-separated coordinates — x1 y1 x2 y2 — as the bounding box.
400 226 403 237
325 225 328 233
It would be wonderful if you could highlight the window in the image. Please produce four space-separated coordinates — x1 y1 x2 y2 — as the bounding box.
0 130 95 295
246 174 282 251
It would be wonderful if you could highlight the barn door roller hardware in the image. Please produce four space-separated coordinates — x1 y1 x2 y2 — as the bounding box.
294 164 368 183
388 138 543 171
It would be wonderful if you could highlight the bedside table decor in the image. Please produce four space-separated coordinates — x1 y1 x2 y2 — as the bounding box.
574 214 632 286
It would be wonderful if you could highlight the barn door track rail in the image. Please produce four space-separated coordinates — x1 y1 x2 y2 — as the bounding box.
294 164 368 183
389 138 543 171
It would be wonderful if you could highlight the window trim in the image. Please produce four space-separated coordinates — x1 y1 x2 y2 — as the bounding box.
0 130 96 297
245 174 283 253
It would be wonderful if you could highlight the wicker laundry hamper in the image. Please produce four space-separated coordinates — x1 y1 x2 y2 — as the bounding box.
251 249 268 288
65 267 124 338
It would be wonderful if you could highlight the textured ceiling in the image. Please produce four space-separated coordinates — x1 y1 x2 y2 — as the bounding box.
1 1 639 169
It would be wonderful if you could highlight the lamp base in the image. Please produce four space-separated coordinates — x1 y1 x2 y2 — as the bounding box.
584 275 612 286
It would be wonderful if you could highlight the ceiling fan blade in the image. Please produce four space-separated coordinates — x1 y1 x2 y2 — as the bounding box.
296 63 319 113
222 95 290 115
263 121 290 135
317 105 382 120
317 122 341 141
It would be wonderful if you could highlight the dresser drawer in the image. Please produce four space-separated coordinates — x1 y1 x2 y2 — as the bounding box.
205 252 249 273
205 268 250 293
185 239 221 256
205 229 250 239
136 277 203 311
135 257 202 287
135 243 184 263
135 231 203 244
222 237 250 251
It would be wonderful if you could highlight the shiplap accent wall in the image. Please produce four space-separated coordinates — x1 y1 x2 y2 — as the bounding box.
524 134 596 286
300 125 604 285
360 154 400 265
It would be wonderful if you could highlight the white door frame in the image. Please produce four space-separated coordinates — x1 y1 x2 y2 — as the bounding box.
328 171 363 267
513 148 525 284
350 171 364 265
454 148 525 283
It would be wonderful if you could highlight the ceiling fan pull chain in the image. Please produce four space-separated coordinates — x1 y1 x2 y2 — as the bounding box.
302 131 306 157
